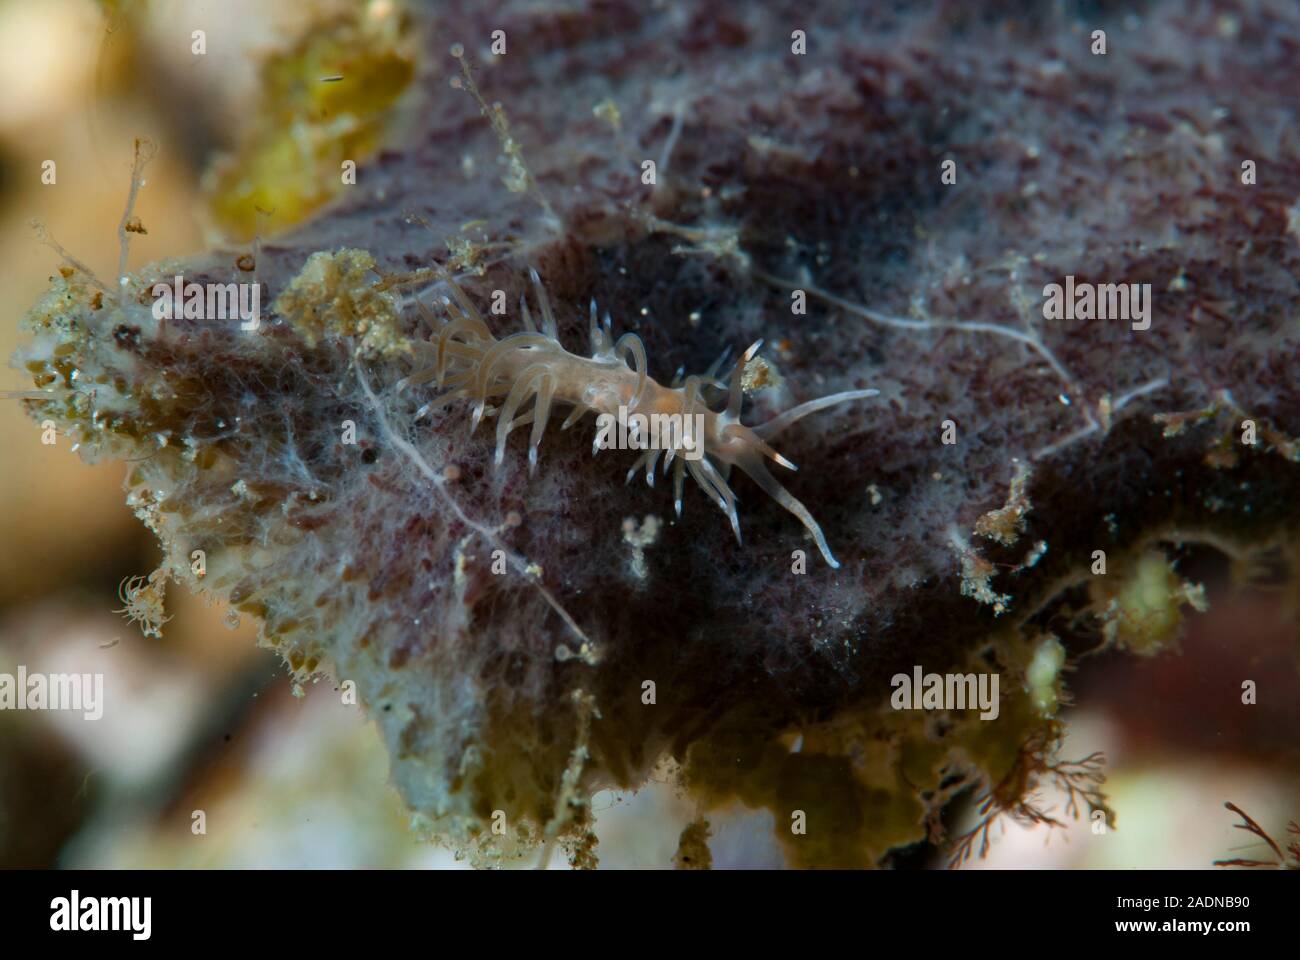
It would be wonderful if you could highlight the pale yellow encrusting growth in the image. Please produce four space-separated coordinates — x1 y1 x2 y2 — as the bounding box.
274 249 411 358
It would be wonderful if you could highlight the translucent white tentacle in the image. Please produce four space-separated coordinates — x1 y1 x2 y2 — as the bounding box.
739 459 841 568
753 389 879 441
529 267 559 341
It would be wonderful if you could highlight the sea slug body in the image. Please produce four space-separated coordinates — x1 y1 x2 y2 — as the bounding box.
406 267 878 567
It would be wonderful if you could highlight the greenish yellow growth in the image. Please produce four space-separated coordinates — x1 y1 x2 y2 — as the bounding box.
1095 550 1209 656
673 819 713 869
974 459 1032 546
273 249 409 358
682 646 1056 868
203 3 416 239
957 546 1012 615
1024 634 1067 716
21 271 95 338
741 353 783 394
544 689 599 841
444 221 497 276
592 98 622 133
